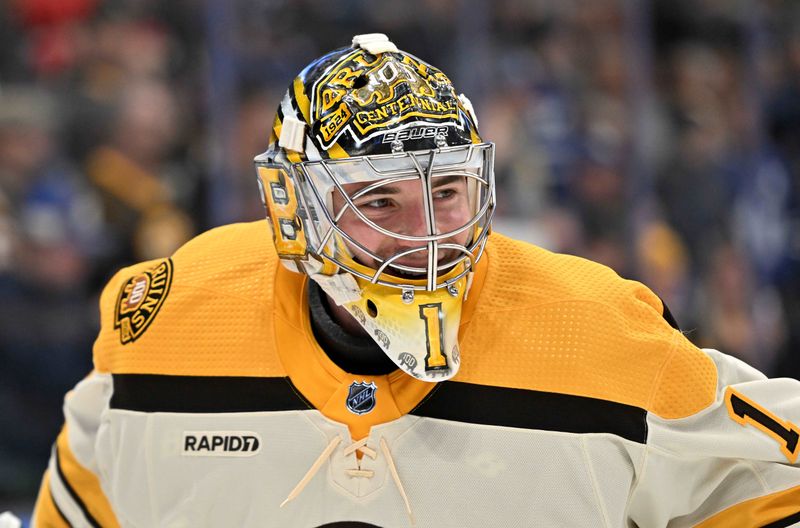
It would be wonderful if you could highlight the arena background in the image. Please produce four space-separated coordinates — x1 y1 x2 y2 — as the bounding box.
1 0 799 521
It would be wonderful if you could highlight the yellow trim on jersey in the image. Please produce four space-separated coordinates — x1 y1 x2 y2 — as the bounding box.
32 470 70 528
453 234 717 419
273 266 436 440
92 225 715 425
649 335 717 419
55 427 121 528
271 247 489 440
93 223 287 377
694 484 800 528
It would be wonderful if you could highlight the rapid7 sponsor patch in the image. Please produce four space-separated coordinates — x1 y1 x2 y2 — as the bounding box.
182 431 262 457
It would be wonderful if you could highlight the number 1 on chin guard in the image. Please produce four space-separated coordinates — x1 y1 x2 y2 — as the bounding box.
420 303 447 371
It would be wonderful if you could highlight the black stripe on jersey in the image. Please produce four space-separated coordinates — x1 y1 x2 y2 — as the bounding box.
53 445 101 528
763 510 800 528
48 481 72 528
317 521 381 528
659 297 680 331
411 382 648 444
110 374 313 413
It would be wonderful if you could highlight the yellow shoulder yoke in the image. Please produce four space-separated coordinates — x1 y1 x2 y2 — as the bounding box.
457 233 717 419
93 221 286 377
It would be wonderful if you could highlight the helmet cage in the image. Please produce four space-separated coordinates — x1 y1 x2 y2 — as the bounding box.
258 142 495 293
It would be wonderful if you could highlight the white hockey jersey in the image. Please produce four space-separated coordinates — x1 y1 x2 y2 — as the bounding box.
33 222 800 527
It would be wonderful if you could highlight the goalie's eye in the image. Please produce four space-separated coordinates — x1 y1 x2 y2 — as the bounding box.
360 197 393 210
433 188 457 200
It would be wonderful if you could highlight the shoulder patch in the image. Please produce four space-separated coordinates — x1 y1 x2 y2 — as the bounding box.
114 258 173 344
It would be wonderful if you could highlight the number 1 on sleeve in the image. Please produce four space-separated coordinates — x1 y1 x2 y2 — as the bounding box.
725 387 800 463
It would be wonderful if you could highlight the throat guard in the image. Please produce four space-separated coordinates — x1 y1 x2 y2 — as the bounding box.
313 260 470 380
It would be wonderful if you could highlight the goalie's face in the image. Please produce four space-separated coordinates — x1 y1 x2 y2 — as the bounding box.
331 175 472 275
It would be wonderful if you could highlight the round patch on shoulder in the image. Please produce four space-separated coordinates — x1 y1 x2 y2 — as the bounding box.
114 258 173 344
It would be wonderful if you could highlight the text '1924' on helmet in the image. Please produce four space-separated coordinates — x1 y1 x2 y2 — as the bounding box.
254 34 496 382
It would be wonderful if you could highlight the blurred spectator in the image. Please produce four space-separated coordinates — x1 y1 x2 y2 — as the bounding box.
11 0 99 78
0 87 99 499
83 78 199 269
635 220 692 321
232 88 282 221
698 242 787 372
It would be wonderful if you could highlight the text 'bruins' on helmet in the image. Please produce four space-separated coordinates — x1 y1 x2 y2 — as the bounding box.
254 33 496 381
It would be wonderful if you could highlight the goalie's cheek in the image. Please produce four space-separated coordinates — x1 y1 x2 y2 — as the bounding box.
335 211 387 257
432 199 474 245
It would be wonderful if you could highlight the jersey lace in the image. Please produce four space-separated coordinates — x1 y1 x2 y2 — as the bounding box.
280 436 415 525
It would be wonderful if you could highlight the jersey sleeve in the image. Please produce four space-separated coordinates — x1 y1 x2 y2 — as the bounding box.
30 262 150 527
629 348 800 527
31 372 120 528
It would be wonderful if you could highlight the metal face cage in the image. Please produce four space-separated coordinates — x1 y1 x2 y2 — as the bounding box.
257 143 495 292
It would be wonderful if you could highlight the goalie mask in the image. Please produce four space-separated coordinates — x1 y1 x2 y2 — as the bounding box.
254 34 495 381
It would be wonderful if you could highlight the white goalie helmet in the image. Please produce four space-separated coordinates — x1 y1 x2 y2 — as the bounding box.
254 34 495 381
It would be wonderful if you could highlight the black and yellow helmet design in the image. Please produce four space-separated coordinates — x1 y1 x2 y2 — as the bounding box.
266 33 482 165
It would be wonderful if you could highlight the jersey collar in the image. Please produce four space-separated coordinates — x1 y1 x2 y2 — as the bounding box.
272 252 488 440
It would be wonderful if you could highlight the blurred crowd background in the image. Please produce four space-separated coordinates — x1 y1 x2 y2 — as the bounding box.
1 0 799 514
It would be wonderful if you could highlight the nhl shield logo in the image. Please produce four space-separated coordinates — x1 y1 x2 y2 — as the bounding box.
346 381 377 415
